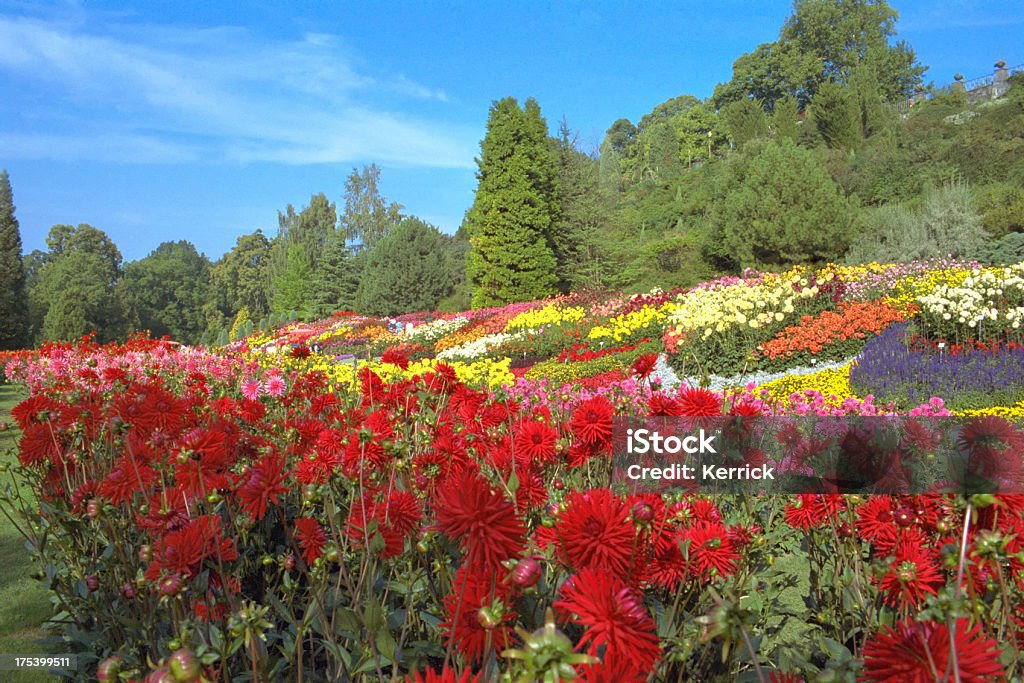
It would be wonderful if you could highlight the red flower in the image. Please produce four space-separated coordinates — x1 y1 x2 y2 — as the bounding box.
631 353 659 380
677 386 722 417
555 489 637 580
381 347 411 370
293 516 328 565
784 494 844 530
17 422 63 467
441 566 515 664
874 529 943 608
683 521 740 581
555 567 662 676
98 454 157 505
145 515 237 581
399 667 481 683
236 452 289 520
347 491 423 559
569 396 614 448
429 362 460 393
648 393 684 416
959 416 1022 452
10 395 56 430
856 496 894 544
770 673 805 683
434 470 525 571
861 618 1005 682
514 419 559 465
645 527 689 590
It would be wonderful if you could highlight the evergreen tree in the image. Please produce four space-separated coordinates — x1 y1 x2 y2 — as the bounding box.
553 118 601 291
707 139 857 268
270 244 313 317
720 98 770 149
466 96 560 307
771 96 801 140
267 193 338 317
354 218 453 316
811 80 861 150
848 55 893 139
310 232 361 317
0 170 29 349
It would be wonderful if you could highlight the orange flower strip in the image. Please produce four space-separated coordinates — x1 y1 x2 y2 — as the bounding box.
757 301 911 360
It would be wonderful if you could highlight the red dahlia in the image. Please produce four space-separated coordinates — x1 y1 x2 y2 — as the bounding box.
399 667 481 683
874 530 943 608
514 419 559 465
381 348 411 370
631 353 659 380
683 521 740 581
293 516 328 565
236 452 289 521
569 396 614 448
434 470 525 571
144 515 237 581
677 386 723 417
861 618 1005 682
784 494 844 530
555 488 637 580
441 567 515 664
555 567 662 676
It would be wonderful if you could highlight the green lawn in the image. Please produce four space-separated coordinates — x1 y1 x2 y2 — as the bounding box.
0 384 57 682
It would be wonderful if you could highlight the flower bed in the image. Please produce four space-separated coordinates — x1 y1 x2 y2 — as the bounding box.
850 323 1024 411
753 300 909 370
5 262 1024 681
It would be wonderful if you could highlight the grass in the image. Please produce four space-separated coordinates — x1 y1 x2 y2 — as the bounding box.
0 383 58 682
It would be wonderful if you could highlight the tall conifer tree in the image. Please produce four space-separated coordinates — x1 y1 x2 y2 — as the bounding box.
466 97 559 308
0 170 29 349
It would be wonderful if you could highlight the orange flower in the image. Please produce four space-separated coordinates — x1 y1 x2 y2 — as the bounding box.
757 301 908 361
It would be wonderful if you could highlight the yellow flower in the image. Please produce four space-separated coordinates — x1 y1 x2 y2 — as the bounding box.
506 304 585 331
757 364 857 406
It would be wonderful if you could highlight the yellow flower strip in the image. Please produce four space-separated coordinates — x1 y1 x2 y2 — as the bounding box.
588 302 677 342
757 364 858 407
504 304 586 332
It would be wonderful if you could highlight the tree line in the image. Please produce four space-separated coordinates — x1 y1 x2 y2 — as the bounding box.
2 0 1023 349
0 165 468 348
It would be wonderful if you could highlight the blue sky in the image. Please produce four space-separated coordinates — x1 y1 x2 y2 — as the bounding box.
2 0 1022 262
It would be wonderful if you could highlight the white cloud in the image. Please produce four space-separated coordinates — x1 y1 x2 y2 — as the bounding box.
0 13 474 168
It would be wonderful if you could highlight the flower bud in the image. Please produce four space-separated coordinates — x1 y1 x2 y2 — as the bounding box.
631 501 654 523
168 648 201 683
145 665 174 683
510 558 542 588
477 607 499 630
97 656 122 683
159 574 183 597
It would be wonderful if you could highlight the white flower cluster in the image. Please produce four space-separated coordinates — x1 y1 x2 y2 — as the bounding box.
436 331 526 361
406 317 470 344
917 264 1024 331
